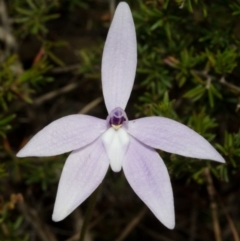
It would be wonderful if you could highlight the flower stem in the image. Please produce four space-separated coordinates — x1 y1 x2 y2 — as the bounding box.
79 186 100 241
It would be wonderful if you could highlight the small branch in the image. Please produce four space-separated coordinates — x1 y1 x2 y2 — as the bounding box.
51 64 80 74
204 168 239 241
223 207 240 241
34 81 79 105
79 97 103 114
18 201 58 241
217 195 240 241
34 78 103 113
179 0 185 9
192 70 240 93
65 211 106 241
0 0 17 62
204 167 222 241
109 0 116 20
114 207 147 241
0 0 11 32
219 77 240 93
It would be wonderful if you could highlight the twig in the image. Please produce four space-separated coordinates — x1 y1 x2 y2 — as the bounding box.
18 201 58 241
64 209 92 241
88 211 107 229
204 167 239 241
217 195 240 241
179 0 185 9
65 233 79 241
34 81 79 105
65 211 106 241
0 0 10 29
0 0 17 62
109 0 116 20
51 64 80 74
191 70 215 81
65 230 92 241
114 207 147 241
79 97 103 114
192 70 240 93
219 77 240 93
223 207 240 241
204 167 222 241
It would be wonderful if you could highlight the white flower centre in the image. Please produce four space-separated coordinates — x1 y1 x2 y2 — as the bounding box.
101 127 130 172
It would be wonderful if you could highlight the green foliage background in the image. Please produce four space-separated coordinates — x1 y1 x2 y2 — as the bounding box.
0 0 239 240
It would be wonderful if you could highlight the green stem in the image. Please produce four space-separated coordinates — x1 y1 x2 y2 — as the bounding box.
79 186 100 241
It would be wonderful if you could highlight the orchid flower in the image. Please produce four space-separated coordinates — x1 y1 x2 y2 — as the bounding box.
17 2 225 229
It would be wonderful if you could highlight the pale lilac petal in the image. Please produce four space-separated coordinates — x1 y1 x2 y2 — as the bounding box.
123 137 175 229
127 117 225 163
52 138 109 221
17 115 107 157
101 2 137 113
